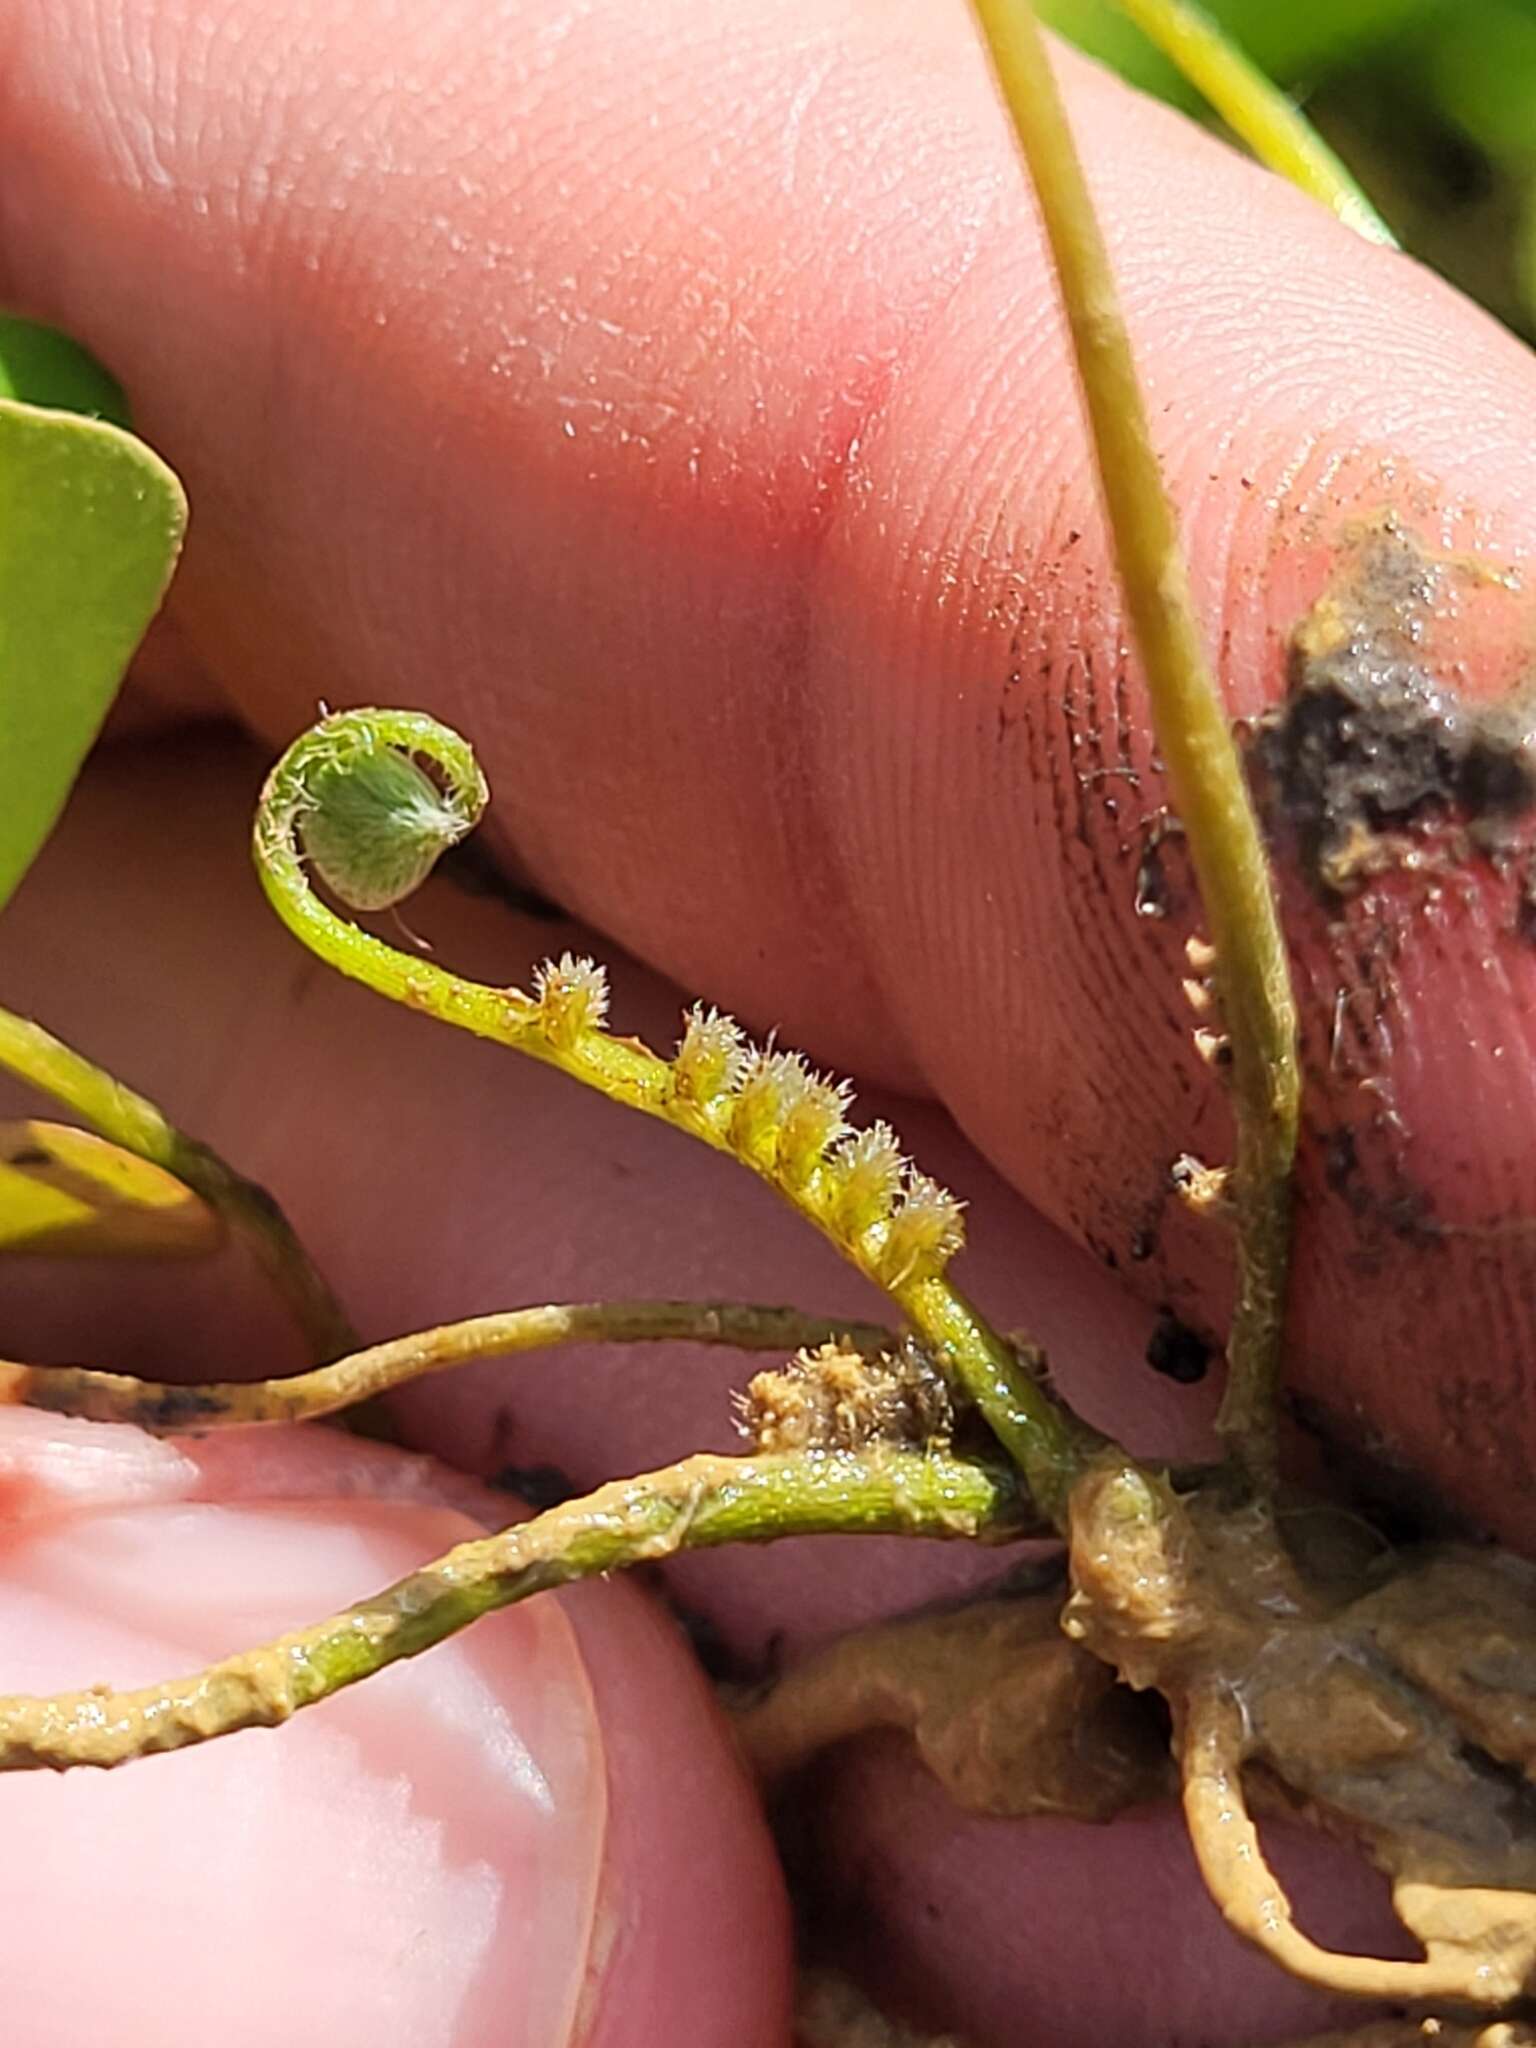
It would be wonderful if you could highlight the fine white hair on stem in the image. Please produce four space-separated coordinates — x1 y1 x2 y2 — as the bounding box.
830 1122 906 1241
731 1048 817 1163
532 953 610 1046
878 1170 966 1287
673 1004 750 1105
777 1067 854 1188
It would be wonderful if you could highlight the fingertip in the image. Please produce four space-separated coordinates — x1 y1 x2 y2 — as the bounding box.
0 1412 791 2045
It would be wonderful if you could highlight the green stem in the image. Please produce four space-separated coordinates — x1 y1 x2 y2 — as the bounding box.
0 1445 1027 1771
0 1006 355 1362
969 1 1300 1484
0 1297 894 1432
1111 0 1397 247
253 709 1100 1525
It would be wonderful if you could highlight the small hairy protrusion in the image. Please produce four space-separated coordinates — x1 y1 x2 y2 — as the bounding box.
730 1049 813 1162
1193 1026 1232 1069
1171 1152 1234 1223
829 1123 905 1239
877 1171 967 1287
777 1069 854 1188
673 1004 749 1105
533 953 609 1047
742 1338 953 1454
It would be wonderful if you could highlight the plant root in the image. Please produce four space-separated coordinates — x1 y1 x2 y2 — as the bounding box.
1067 1462 1536 2010
0 1300 895 1433
0 1445 1027 1772
1185 1688 1536 2005
735 1592 1166 1822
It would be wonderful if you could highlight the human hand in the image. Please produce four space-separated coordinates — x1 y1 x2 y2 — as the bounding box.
4 2 1536 2042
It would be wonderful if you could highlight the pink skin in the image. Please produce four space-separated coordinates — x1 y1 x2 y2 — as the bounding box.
815 1743 1416 2048
0 744 1400 2046
4 0 1536 1543
0 1408 790 2048
3 0 1536 2039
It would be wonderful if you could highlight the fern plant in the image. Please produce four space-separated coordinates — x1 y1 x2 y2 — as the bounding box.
3 3 1536 2036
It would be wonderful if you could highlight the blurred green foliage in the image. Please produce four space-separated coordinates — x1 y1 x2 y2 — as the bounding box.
1045 0 1536 339
0 317 129 428
1041 0 1437 100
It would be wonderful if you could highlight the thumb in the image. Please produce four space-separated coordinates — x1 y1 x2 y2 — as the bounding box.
4 0 1536 1542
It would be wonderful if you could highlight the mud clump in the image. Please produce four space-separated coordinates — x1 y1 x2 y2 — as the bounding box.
1249 520 1536 896
742 1338 954 1453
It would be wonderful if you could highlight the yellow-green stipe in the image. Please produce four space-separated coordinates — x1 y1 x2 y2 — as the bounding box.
1113 0 1397 247
969 1 1301 1483
0 1005 355 1362
0 1445 1026 1771
254 709 1098 1526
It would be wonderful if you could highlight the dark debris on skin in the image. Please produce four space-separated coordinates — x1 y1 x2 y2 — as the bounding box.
1247 516 1536 922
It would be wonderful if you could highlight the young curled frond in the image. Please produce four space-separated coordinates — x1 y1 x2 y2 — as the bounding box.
252 709 1099 1526
297 741 481 911
0 1443 1031 1774
264 705 487 914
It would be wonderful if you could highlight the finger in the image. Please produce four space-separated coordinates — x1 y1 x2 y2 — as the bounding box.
0 738 1335 2048
811 1736 1412 2047
2 734 1194 1660
4 0 1533 1540
0 1407 790 2048
107 611 224 739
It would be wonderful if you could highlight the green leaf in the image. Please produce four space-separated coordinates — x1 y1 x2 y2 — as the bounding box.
1408 0 1536 159
0 401 186 913
0 1120 221 1258
0 318 130 427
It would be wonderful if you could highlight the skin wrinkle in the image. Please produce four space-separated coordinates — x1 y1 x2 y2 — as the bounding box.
11 0 1536 1532
793 56 1536 1539
36 12 1536 2031
776 184 1013 1092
